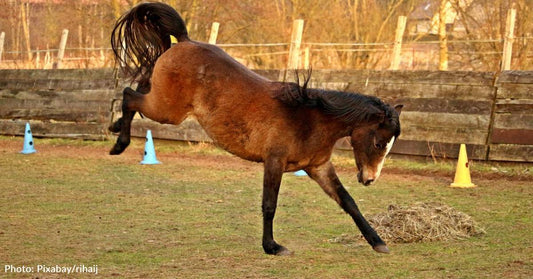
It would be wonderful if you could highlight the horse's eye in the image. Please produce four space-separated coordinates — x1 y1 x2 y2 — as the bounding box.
373 137 384 150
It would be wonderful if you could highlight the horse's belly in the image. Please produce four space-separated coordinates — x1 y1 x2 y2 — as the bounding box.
194 115 265 162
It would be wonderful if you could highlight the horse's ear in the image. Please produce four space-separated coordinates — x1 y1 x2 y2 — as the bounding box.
394 104 403 116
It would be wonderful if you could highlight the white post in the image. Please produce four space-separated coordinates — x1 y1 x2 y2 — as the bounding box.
501 8 516 71
438 0 448 71
390 16 406 70
0 32 5 63
54 29 69 69
208 22 220 44
287 19 304 70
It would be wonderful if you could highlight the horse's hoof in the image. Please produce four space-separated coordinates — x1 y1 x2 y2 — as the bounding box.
109 144 126 155
263 243 292 256
373 244 390 254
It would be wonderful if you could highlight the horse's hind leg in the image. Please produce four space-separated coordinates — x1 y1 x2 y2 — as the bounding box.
306 162 389 253
109 79 150 134
109 87 145 155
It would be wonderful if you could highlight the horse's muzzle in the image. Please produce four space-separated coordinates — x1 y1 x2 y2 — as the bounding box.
357 170 374 186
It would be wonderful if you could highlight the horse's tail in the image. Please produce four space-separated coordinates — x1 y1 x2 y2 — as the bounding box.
111 2 189 81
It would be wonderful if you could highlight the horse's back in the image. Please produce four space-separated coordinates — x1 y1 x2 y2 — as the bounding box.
156 41 271 89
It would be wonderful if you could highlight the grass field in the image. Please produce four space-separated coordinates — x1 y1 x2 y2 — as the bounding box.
0 136 531 278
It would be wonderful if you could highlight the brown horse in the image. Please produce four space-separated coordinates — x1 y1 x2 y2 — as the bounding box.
110 2 402 255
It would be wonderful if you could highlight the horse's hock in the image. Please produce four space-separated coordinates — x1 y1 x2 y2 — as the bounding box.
0 69 531 162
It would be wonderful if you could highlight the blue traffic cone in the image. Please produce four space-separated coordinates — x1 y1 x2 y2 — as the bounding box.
20 123 37 154
140 130 160 164
294 170 307 176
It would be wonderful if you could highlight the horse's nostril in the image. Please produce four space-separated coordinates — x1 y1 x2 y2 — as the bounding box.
364 179 374 186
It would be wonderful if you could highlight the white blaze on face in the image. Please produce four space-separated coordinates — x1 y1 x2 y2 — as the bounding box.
374 136 395 180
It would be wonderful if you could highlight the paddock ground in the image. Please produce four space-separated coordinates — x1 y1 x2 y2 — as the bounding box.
0 136 531 278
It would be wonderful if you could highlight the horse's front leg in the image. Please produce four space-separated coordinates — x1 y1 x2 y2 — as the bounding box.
261 156 291 256
109 87 145 155
306 161 389 253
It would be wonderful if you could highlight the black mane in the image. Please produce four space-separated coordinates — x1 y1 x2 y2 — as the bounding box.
274 80 391 125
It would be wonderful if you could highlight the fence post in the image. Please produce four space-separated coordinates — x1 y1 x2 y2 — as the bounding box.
54 29 69 69
438 0 448 71
501 8 516 71
287 19 304 70
390 16 406 70
208 22 220 44
0 32 5 63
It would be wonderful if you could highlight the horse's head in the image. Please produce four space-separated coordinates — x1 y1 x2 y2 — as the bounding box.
350 104 402 186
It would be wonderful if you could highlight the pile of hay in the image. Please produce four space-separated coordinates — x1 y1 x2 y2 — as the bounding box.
366 202 486 243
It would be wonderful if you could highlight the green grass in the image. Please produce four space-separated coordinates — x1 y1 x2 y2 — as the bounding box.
0 136 531 278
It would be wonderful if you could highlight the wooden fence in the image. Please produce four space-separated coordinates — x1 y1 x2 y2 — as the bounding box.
0 69 531 162
0 69 115 140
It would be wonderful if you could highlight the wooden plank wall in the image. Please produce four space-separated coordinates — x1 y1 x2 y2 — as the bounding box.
0 69 116 140
490 71 533 162
0 69 531 162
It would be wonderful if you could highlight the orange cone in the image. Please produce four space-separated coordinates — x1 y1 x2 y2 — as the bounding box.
450 144 476 188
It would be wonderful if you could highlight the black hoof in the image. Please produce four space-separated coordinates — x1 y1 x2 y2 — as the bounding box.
109 140 129 155
263 242 292 256
110 145 124 155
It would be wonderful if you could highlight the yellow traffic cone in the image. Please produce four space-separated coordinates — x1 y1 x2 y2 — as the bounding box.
450 144 476 188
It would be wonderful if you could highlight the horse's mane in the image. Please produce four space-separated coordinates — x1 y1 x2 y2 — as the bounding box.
274 72 393 125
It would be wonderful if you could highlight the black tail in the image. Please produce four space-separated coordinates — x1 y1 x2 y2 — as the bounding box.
111 2 189 81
